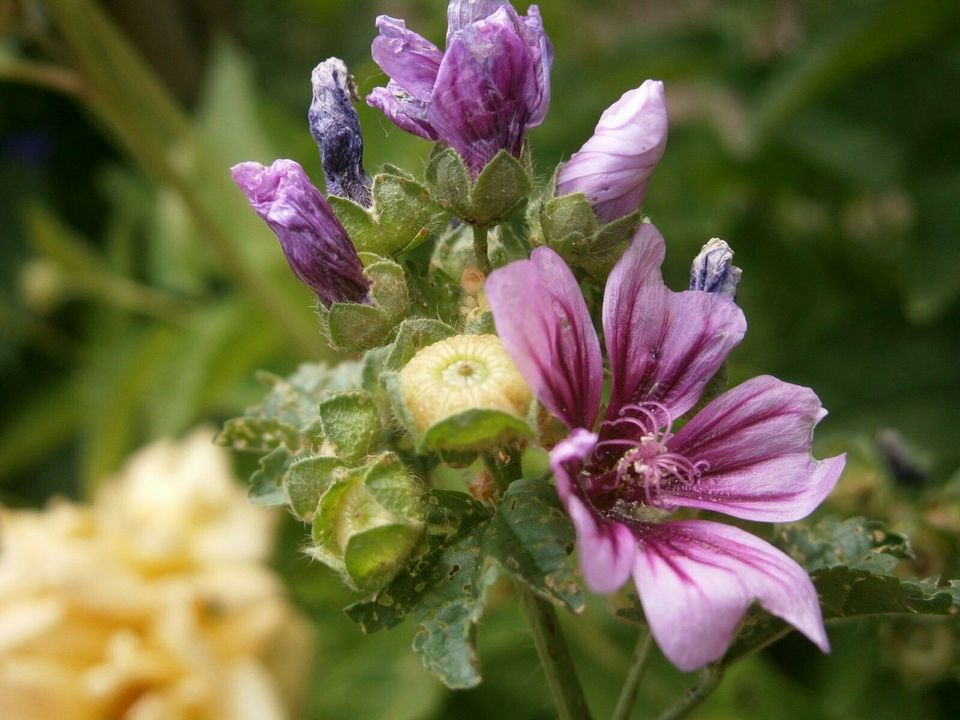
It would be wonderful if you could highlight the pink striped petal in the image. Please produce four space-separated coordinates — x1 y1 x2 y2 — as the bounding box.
487 247 603 430
372 16 442 102
663 376 846 521
633 519 828 672
603 225 746 419
551 431 635 593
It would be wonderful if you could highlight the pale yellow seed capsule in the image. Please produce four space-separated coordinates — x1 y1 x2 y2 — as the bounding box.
399 334 533 433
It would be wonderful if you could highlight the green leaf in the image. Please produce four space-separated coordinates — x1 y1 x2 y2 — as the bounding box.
775 515 911 574
216 416 299 454
486 477 584 612
248 445 292 506
724 517 952 664
421 408 533 453
217 361 363 453
727 571 960 665
318 391 382 464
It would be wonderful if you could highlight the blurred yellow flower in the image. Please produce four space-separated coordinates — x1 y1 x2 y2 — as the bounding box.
0 429 312 720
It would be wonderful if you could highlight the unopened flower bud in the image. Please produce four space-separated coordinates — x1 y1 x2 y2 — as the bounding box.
399 334 532 436
689 238 742 299
556 80 668 223
231 159 369 306
309 58 372 206
369 2 552 176
310 454 425 592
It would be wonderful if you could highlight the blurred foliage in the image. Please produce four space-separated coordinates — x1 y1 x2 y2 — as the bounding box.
2 0 960 718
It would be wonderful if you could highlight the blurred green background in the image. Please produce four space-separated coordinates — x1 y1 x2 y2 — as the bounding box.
2 1 959 718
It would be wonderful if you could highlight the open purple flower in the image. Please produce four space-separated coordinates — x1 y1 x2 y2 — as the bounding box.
368 0 552 175
556 80 668 223
232 159 369 306
486 224 845 671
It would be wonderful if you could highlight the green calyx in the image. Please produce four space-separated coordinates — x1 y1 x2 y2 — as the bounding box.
539 190 641 280
425 148 533 229
309 452 426 593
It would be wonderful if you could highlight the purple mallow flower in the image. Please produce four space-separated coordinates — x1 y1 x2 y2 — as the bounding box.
487 224 845 671
368 0 552 175
555 80 668 223
231 159 368 306
309 58 372 207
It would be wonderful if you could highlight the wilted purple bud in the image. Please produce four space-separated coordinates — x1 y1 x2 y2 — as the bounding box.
555 80 668 223
231 159 369 306
368 2 552 176
309 58 372 207
689 238 742 299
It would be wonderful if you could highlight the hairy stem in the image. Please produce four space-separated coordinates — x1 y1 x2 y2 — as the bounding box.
656 664 724 720
518 586 593 720
612 630 654 720
472 224 491 274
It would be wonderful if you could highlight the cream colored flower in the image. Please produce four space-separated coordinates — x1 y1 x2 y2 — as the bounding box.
0 429 311 720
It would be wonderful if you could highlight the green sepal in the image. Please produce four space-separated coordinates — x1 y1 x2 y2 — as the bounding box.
327 195 381 257
468 150 532 227
383 318 458 373
310 453 426 593
329 173 448 257
317 390 382 464
463 310 495 335
424 147 472 219
540 188 643 280
425 148 533 228
421 408 533 453
372 173 449 255
326 302 393 352
284 455 349 522
366 257 410 323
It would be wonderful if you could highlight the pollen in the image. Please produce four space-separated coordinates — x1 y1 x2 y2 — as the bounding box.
399 334 533 433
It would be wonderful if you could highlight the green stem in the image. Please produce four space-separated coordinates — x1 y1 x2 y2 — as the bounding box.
472 224 491 274
655 665 724 720
612 630 654 720
518 585 593 720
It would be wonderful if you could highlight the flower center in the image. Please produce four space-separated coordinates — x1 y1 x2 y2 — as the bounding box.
592 402 708 511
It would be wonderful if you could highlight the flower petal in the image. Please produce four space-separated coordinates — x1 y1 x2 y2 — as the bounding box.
556 80 668 223
515 5 553 127
446 0 509 44
371 16 442 102
428 6 537 173
603 224 746 419
662 375 845 521
487 247 603 429
632 519 828 672
366 83 438 141
551 431 635 593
